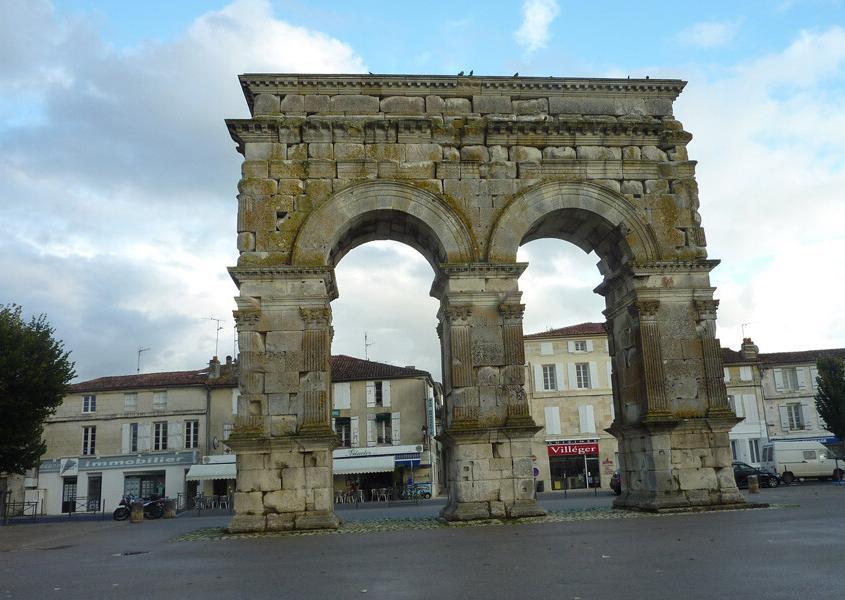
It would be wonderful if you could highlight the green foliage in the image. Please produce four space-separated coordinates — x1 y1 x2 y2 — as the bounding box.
0 305 75 474
815 356 845 441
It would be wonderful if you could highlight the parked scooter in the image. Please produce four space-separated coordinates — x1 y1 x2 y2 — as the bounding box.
112 495 165 521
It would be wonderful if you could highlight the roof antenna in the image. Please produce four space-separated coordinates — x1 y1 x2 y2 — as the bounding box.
741 323 750 339
203 317 224 357
137 346 150 374
364 331 374 361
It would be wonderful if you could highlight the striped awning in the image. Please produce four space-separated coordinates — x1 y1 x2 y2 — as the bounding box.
185 463 237 481
333 455 395 475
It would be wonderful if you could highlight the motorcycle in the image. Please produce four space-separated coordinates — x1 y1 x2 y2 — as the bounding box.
113 495 165 521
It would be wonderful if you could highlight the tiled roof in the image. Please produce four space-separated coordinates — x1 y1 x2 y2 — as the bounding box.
70 370 209 393
721 346 845 365
524 322 606 339
330 355 431 382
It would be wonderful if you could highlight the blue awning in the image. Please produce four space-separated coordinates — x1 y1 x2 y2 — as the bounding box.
395 453 421 467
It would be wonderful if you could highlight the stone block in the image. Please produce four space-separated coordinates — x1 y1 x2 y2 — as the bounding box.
510 146 542 162
265 330 303 353
425 95 446 112
253 93 280 116
542 146 575 159
329 94 379 114
515 479 535 500
287 143 307 159
678 467 718 491
645 179 670 194
304 95 329 113
279 94 304 112
489 501 506 517
487 162 517 179
295 511 340 530
308 143 333 159
235 491 265 515
395 161 435 179
442 146 460 161
308 466 332 488
302 123 332 143
513 98 548 115
621 180 644 195
595 179 621 193
445 98 472 113
306 162 335 180
264 489 306 513
239 178 278 196
237 452 267 472
576 146 622 160
245 143 283 161
227 514 266 533
266 513 296 531
641 145 668 162
622 146 642 160
277 179 305 195
365 143 403 161
404 143 442 162
473 95 512 114
237 232 256 252
487 145 507 162
264 371 300 393
242 160 269 179
281 466 306 490
460 145 489 162
381 96 425 114
278 125 301 144
312 487 332 512
335 143 365 160
269 160 306 180
668 146 689 161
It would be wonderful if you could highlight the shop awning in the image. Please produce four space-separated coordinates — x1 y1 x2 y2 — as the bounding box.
185 462 237 481
333 455 395 475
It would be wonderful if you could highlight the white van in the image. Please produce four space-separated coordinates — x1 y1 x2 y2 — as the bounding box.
761 440 844 484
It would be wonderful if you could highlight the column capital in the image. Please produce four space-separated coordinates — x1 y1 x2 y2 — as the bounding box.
498 302 525 321
444 304 473 325
300 306 331 327
629 299 661 320
694 298 719 321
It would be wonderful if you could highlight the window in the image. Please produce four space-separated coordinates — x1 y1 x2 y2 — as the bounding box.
786 403 804 430
574 340 587 352
730 440 738 460
153 422 168 450
153 391 167 411
82 395 96 413
82 426 96 456
748 439 760 463
780 368 799 391
803 450 817 460
575 363 591 389
130 423 139 452
223 423 233 441
739 366 753 381
334 417 352 447
375 413 392 444
185 420 199 449
542 365 557 391
375 382 384 407
124 393 137 411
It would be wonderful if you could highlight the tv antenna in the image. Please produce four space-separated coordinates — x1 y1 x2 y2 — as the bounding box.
741 322 751 338
364 331 374 360
136 346 150 374
203 317 224 357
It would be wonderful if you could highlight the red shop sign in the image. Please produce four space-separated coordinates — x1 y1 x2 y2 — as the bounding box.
547 443 599 456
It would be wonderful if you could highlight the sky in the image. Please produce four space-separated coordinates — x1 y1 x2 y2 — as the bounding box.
2 0 845 382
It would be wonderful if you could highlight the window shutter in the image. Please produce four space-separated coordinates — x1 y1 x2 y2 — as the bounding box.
555 364 565 391
350 416 360 447
609 397 616 421
579 405 596 434
391 412 400 445
796 369 808 390
331 417 337 432
810 367 819 389
778 405 790 431
332 384 340 409
774 369 784 391
801 403 813 429
333 383 352 409
121 424 130 454
743 394 759 422
544 406 561 436
733 395 745 418
138 424 152 451
740 366 752 381
604 339 609 353
568 363 577 390
168 421 183 449
533 365 544 393
383 381 391 408
606 361 613 390
231 389 240 415
366 382 376 407
589 362 598 389
586 340 594 352
366 414 376 447
567 341 575 353
723 368 731 383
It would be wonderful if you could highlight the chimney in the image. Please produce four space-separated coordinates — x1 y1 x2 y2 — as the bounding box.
225 355 233 366
404 365 416 370
209 356 221 378
740 338 759 361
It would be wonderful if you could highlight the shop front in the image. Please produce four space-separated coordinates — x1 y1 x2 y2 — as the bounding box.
332 445 430 500
38 451 197 515
547 441 601 491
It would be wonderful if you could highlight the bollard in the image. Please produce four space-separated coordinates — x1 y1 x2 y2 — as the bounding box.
163 498 176 519
748 474 760 494
130 500 145 523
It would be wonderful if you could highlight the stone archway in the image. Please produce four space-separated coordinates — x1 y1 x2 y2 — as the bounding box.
224 74 743 532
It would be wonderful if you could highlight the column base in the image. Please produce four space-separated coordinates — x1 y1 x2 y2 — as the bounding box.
439 497 546 521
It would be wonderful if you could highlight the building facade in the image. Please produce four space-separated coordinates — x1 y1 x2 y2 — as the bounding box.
524 323 617 492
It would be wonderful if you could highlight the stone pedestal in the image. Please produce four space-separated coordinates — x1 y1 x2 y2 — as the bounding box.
227 430 340 533
439 424 545 521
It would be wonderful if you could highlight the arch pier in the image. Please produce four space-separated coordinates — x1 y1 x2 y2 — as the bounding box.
224 74 744 533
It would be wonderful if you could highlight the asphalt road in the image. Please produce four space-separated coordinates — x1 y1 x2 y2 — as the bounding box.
2 483 843 600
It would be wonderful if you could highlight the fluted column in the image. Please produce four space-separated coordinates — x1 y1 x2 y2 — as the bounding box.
630 299 672 420
695 299 732 417
300 305 332 429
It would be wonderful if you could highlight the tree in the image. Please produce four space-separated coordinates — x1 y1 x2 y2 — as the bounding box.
815 356 845 442
0 305 75 474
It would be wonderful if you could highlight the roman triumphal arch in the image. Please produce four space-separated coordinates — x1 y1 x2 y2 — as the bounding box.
224 74 744 532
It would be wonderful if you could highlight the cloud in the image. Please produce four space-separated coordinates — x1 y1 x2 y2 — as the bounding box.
676 20 741 48
513 0 560 54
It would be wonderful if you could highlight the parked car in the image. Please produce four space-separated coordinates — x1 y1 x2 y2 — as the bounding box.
732 461 779 488
610 471 622 495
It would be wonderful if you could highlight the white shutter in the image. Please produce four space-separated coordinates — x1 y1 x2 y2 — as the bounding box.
138 424 152 451
810 367 819 389
606 361 613 390
366 382 376 407
604 339 609 353
723 368 731 383
568 363 577 389
351 416 360 447
331 416 337 432
589 362 598 389
579 405 596 434
555 364 565 391
168 421 183 449
743 394 759 422
366 414 375 446
739 366 752 381
391 411 400 445
567 341 576 353
609 397 616 421
383 381 391 408
779 405 790 431
732 395 745 418
544 406 561 436
533 365 544 392
796 369 808 390
231 389 240 415
774 369 784 391
801 403 813 429
586 339 594 352
121 424 130 454
333 383 351 409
